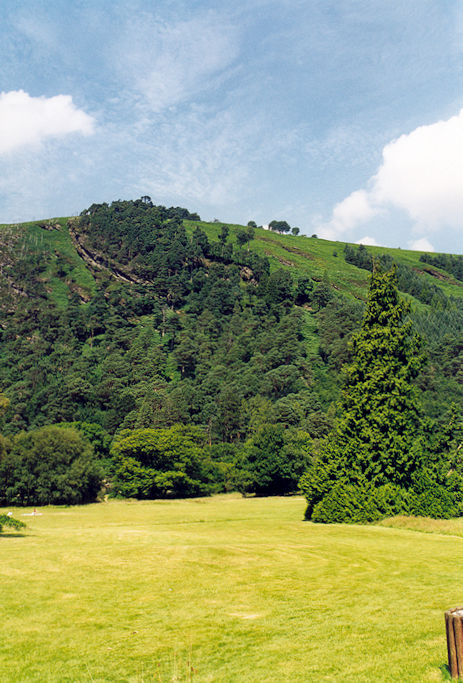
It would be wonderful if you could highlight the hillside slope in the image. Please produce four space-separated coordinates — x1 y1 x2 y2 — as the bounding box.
1 198 462 440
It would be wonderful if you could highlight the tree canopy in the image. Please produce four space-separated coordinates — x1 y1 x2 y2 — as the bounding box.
3 199 463 505
111 425 211 498
0 426 102 506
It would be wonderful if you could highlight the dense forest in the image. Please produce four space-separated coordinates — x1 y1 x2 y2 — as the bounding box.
1 198 463 509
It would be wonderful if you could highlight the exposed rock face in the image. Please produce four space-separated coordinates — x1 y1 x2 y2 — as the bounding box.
37 222 61 231
68 219 145 285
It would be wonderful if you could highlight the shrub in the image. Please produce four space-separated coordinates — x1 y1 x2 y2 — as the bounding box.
308 479 414 524
310 480 381 524
0 425 102 506
0 514 26 533
304 475 461 524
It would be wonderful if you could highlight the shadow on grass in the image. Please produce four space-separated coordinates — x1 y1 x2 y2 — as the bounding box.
439 663 451 680
0 532 27 538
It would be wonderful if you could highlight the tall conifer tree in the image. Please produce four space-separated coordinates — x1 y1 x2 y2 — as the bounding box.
336 264 424 486
301 264 462 522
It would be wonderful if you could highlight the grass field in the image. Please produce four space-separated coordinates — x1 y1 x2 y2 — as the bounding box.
1 495 462 682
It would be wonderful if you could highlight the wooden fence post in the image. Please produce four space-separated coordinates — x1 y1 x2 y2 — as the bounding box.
445 607 463 679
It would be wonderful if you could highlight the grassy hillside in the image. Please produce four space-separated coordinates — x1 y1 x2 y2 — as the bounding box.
4 213 462 308
0 217 95 308
0 494 459 682
185 219 463 300
2 211 462 314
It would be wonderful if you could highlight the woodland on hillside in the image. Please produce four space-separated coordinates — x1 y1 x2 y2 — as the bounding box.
1 198 463 511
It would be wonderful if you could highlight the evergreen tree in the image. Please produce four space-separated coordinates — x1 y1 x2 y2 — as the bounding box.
337 264 424 486
300 264 462 523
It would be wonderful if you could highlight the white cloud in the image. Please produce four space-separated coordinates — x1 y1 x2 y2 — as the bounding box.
322 107 463 240
0 90 95 155
371 110 463 229
356 235 379 246
319 189 378 239
409 237 435 252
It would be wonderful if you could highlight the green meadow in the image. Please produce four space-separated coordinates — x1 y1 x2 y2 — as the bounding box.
1 495 462 682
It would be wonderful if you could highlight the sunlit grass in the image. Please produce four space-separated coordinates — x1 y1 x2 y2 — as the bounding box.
0 495 460 681
379 514 463 537
0 217 96 307
184 219 463 304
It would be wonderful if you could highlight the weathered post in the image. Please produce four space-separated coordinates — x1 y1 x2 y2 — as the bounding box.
445 607 463 678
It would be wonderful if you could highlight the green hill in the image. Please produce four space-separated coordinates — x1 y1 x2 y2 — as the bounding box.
1 198 462 448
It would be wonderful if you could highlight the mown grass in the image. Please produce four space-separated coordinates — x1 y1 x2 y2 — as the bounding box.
1 495 461 682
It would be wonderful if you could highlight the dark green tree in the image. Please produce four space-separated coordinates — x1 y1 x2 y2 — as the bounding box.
238 424 310 495
111 425 211 498
294 275 313 305
235 228 248 248
269 220 291 234
311 272 332 310
0 426 102 506
300 264 462 522
235 227 254 250
219 225 229 246
263 269 294 310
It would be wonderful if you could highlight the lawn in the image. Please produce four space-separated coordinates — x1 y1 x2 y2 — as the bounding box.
1 495 461 682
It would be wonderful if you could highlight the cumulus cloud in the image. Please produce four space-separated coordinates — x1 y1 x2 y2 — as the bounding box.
320 189 379 239
0 90 95 155
321 108 463 240
356 235 379 246
409 237 435 252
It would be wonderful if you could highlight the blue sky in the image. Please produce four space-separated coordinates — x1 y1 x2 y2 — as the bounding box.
2 1 463 252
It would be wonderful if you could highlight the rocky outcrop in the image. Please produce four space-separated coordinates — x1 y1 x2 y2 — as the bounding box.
67 220 145 285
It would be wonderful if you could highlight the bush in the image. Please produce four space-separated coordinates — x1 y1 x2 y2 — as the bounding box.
304 474 461 524
408 468 461 519
0 425 102 506
308 479 412 524
0 514 26 533
310 480 380 523
111 424 212 499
